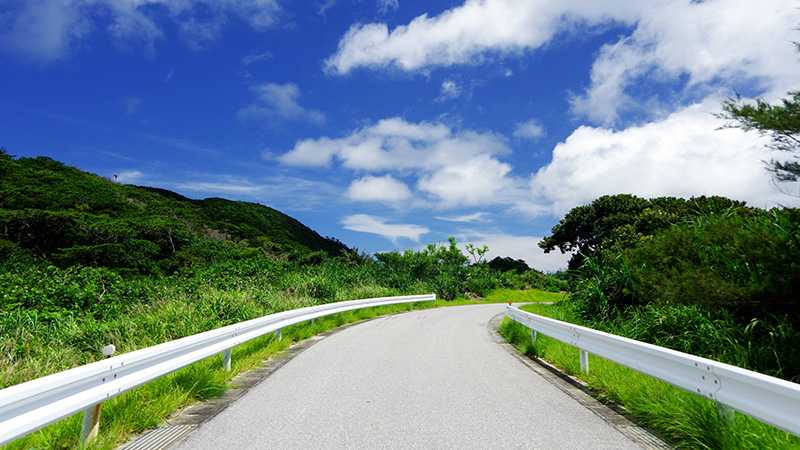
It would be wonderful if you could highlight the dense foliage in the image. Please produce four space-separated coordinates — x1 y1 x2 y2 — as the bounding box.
0 150 349 271
539 194 747 269
0 152 563 389
543 194 800 381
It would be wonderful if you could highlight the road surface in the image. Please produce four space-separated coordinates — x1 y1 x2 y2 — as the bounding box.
174 304 644 449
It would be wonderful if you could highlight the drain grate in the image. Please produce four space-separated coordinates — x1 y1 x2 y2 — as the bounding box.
120 425 196 450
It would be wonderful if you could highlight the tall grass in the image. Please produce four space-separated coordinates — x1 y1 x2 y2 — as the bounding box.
499 303 800 449
2 290 511 450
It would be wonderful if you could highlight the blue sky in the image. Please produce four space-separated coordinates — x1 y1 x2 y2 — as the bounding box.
1 0 799 271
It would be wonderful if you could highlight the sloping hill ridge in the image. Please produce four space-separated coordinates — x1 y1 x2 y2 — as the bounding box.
0 151 348 273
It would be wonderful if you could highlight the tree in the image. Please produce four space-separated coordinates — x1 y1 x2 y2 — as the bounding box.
721 90 800 182
464 243 489 264
539 194 747 269
488 256 530 273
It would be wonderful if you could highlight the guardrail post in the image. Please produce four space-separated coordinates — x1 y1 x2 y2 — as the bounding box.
222 349 232 372
275 329 282 341
81 403 102 443
531 330 537 344
717 402 735 425
579 350 589 375
81 344 115 444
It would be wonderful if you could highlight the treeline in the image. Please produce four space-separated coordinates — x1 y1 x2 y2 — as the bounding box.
540 194 800 381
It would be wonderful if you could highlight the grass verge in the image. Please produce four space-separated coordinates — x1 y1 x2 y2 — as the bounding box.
483 288 566 303
499 303 800 449
5 296 506 450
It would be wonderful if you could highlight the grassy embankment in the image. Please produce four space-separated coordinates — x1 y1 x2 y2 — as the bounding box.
5 289 556 450
499 302 800 450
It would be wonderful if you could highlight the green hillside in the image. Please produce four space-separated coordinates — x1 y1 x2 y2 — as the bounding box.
0 150 348 274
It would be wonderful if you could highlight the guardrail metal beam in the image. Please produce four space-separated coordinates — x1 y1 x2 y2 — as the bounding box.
506 305 800 436
0 294 435 446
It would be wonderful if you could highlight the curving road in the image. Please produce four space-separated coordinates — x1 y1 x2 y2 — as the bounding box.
173 304 645 449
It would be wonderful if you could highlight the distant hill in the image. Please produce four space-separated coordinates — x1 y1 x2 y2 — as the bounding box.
0 150 348 273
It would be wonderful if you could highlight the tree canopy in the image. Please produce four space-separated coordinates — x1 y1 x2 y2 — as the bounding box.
538 194 748 269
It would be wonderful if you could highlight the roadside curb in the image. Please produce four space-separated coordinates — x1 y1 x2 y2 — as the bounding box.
488 311 672 450
117 318 378 450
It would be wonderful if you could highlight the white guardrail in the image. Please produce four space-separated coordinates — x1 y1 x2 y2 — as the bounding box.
506 305 800 436
0 294 436 446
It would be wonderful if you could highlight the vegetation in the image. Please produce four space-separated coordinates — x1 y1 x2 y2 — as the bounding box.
517 191 800 447
0 152 564 449
8 149 800 448
499 303 800 449
541 194 800 382
539 194 748 270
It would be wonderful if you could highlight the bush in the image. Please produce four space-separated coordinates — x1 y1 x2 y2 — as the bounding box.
564 207 800 381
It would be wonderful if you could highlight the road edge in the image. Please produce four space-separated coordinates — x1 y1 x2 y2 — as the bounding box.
487 312 672 450
116 317 382 450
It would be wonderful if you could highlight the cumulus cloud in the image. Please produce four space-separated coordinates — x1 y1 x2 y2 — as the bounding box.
529 97 800 217
324 0 641 74
280 117 525 208
457 232 570 272
238 82 325 124
325 0 797 125
570 1 800 125
0 0 282 62
513 119 545 140
280 117 507 170
341 214 429 242
417 155 516 206
347 175 413 203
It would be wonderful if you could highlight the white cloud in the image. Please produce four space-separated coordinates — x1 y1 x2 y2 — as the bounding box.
438 79 461 101
0 0 282 62
325 0 797 126
164 174 341 211
377 0 399 15
0 0 90 62
242 51 272 65
347 175 413 203
280 117 524 208
318 0 337 16
341 214 429 242
435 212 489 223
570 1 800 125
417 155 516 207
176 181 263 195
324 0 642 74
457 232 570 272
114 170 144 184
280 117 507 170
238 82 325 125
529 97 800 217
513 119 545 140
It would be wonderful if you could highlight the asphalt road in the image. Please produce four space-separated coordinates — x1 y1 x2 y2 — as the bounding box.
174 304 643 449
